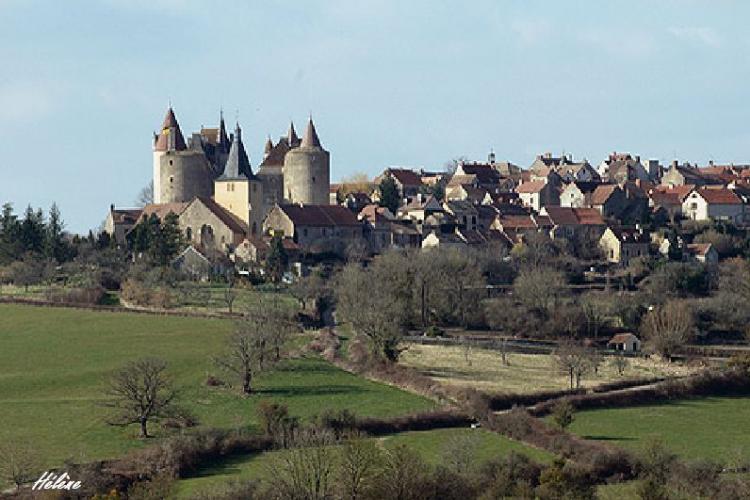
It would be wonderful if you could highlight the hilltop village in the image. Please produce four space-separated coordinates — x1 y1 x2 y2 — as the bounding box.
106 107 750 273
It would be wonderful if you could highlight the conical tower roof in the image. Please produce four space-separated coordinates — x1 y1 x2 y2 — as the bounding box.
287 121 299 146
219 123 253 180
264 136 273 156
154 107 187 152
217 110 230 153
301 117 322 148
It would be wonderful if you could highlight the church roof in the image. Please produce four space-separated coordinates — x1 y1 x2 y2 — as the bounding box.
301 118 322 148
218 123 254 180
154 107 187 152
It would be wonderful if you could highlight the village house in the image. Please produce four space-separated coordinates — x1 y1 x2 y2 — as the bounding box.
443 200 479 231
590 184 628 218
661 161 722 187
234 235 300 264
607 333 641 353
397 194 443 224
560 181 599 208
180 197 249 255
376 168 424 198
681 188 744 223
262 203 363 250
599 226 650 266
516 180 559 211
104 205 142 244
685 243 719 266
540 206 606 240
557 160 601 183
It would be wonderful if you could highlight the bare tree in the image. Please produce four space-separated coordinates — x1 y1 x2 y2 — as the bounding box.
443 155 468 175
222 283 239 314
440 431 481 475
135 180 154 207
104 358 178 438
337 434 384 500
641 300 695 359
611 353 629 376
214 316 272 394
267 427 337 500
0 441 38 491
555 342 595 389
513 267 566 318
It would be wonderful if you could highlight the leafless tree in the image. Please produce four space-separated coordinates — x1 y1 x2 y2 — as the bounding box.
443 155 468 175
440 431 481 475
104 358 177 438
337 433 384 500
513 267 566 318
135 180 154 207
641 300 695 359
214 316 273 394
580 293 610 339
555 342 596 389
611 353 629 376
0 441 38 490
266 427 337 500
223 283 239 314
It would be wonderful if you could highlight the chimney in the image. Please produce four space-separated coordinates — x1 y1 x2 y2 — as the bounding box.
110 204 115 212
709 160 714 166
635 155 641 163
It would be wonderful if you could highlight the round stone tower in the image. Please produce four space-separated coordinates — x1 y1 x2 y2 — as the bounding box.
153 107 214 204
282 118 330 205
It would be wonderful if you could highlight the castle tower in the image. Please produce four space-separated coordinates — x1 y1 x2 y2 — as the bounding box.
282 117 330 205
153 107 214 203
213 123 264 235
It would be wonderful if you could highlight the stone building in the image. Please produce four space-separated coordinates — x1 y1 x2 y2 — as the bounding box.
282 118 331 205
153 108 217 204
213 123 265 236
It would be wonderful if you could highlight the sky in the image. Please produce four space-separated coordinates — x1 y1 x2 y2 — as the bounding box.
0 0 748 233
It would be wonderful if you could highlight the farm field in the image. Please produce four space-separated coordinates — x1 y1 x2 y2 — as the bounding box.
400 342 695 393
173 427 554 498
0 304 434 480
568 396 750 464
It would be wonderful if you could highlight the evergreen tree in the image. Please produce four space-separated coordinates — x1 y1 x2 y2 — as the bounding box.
44 203 66 262
19 206 45 255
0 203 21 264
378 176 401 214
265 234 288 284
154 212 183 265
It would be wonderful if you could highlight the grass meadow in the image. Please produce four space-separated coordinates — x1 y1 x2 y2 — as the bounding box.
0 304 434 480
173 427 554 498
400 343 695 393
568 396 750 464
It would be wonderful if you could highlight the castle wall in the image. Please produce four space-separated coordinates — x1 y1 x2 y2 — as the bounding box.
283 148 330 205
157 150 214 203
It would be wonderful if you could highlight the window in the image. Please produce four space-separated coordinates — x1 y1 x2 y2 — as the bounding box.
169 176 174 184
186 227 192 240
169 160 173 166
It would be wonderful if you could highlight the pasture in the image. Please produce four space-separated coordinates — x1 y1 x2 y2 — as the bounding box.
173 427 554 498
568 396 750 464
0 304 434 479
399 343 694 393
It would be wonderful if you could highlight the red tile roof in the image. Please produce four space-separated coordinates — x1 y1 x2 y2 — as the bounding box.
154 108 187 152
544 206 604 226
695 188 742 205
590 184 619 205
516 180 546 193
279 204 361 227
386 168 423 187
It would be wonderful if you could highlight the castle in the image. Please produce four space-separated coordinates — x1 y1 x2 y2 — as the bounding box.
152 107 330 236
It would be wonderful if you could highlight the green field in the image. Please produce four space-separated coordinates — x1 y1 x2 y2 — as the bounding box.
0 304 434 477
568 396 750 464
173 427 554 498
